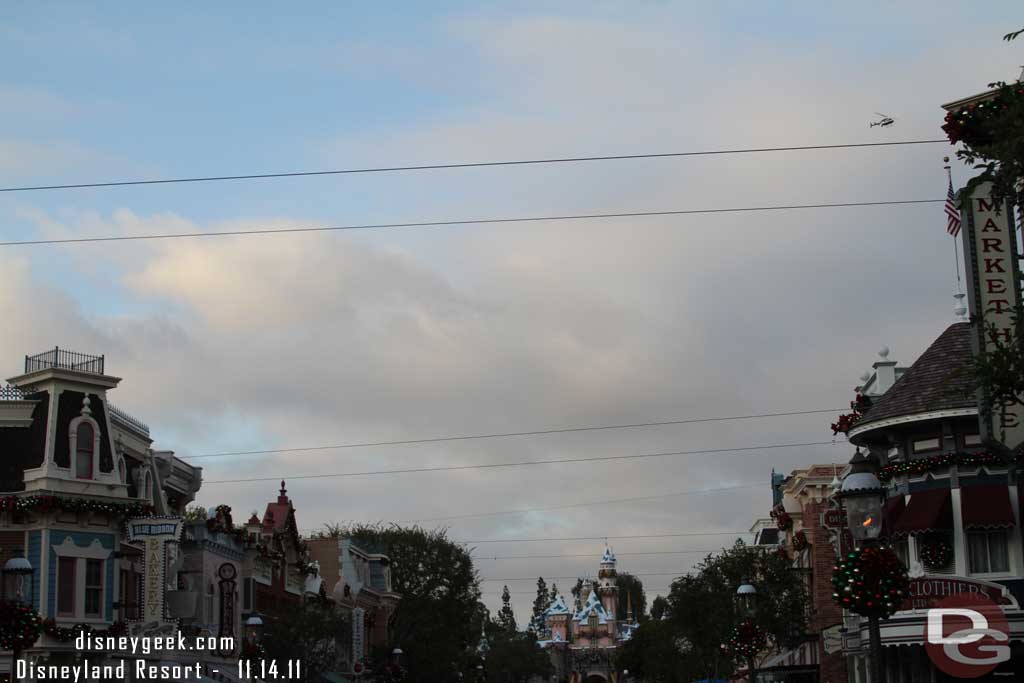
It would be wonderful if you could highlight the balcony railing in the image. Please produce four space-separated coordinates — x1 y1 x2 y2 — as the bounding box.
0 384 27 401
25 347 105 375
108 403 150 436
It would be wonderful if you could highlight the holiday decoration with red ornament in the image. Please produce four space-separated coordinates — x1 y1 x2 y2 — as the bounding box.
0 600 43 651
942 83 1024 146
791 530 809 553
770 504 793 531
240 640 266 660
40 618 127 642
831 546 909 618
721 618 768 659
0 494 154 517
878 450 1019 482
831 393 872 436
918 536 954 571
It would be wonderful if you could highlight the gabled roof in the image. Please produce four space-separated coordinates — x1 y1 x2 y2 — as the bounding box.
263 480 293 531
575 589 608 624
546 594 570 616
853 323 976 432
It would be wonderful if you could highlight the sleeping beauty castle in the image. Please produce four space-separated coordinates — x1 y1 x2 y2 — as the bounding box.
538 546 639 683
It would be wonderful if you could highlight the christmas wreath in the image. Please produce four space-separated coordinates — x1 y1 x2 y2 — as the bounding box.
832 546 909 618
771 504 793 532
721 618 767 659
0 600 42 651
791 530 809 553
918 536 954 571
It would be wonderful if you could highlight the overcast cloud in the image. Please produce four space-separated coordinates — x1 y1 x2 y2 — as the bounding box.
1 2 1021 617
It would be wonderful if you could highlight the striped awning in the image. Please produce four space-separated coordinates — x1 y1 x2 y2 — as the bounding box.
962 484 1015 530
892 488 951 536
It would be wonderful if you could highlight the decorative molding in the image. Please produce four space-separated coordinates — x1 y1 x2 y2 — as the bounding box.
848 408 978 438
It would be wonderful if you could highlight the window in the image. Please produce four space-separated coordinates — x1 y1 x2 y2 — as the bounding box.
243 577 254 611
968 531 1010 574
912 437 941 454
85 559 103 617
118 456 127 484
892 537 909 568
964 433 983 447
206 583 215 623
76 422 94 479
57 557 76 615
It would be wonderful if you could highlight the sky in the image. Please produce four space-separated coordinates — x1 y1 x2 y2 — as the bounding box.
1 1 1022 620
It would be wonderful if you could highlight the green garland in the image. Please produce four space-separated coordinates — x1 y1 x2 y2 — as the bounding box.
918 536 953 571
879 450 1015 482
721 618 767 659
41 618 127 642
770 504 793 531
0 600 42 651
0 494 154 517
832 546 909 618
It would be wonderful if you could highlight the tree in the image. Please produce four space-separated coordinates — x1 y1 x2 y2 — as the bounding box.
650 595 669 621
943 28 1024 209
570 578 584 610
483 630 553 683
615 572 646 621
496 585 517 633
665 541 808 680
549 582 558 604
260 599 349 682
614 618 694 683
528 577 548 634
331 524 482 683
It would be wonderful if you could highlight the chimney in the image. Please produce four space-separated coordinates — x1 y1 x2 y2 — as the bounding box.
872 346 897 394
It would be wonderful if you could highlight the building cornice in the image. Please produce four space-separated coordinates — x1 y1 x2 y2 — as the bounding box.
848 408 978 439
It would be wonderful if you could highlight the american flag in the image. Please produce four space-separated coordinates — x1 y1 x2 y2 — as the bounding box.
945 175 962 236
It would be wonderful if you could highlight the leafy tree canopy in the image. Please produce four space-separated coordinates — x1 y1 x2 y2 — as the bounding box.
261 599 349 682
325 523 482 683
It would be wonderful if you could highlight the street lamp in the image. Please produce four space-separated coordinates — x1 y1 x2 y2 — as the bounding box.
3 555 35 683
735 579 758 683
244 615 264 644
838 449 887 683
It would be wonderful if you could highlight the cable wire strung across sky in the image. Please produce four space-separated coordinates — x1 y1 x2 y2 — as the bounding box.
0 139 946 193
0 199 945 247
184 407 843 460
202 439 841 484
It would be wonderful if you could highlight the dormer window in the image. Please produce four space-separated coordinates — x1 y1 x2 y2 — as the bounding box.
76 422 95 479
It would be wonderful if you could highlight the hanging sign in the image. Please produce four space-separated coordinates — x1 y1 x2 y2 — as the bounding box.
961 182 1024 447
126 516 182 635
352 607 365 664
218 563 237 656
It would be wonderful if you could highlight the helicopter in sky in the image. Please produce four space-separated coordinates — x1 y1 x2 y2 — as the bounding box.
870 113 895 128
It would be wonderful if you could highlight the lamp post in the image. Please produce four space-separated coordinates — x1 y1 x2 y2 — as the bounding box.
838 449 887 683
735 579 758 683
244 615 264 646
3 556 35 683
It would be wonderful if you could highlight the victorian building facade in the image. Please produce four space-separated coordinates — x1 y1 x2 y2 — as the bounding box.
0 348 202 681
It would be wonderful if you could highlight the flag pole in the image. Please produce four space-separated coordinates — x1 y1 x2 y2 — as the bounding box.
945 158 963 293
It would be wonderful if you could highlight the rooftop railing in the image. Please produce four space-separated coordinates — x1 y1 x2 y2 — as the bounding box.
108 403 150 436
0 385 27 400
25 347 105 375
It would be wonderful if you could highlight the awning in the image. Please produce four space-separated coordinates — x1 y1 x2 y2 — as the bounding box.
882 495 906 537
962 484 1015 530
892 488 951 536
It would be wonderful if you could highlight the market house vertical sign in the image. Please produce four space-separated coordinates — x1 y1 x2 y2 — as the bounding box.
960 182 1024 447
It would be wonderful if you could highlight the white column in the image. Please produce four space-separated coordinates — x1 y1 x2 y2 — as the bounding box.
951 489 968 575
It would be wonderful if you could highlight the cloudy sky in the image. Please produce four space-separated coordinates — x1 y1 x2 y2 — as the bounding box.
2 2 1021 618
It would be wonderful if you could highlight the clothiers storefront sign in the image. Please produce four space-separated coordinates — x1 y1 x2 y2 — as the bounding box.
899 575 1016 611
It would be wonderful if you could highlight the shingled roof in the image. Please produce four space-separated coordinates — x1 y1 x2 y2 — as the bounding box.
853 323 976 432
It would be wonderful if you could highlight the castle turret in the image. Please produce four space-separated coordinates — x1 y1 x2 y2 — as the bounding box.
597 545 618 621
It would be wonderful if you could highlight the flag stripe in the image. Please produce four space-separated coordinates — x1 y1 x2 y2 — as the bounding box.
945 176 961 237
